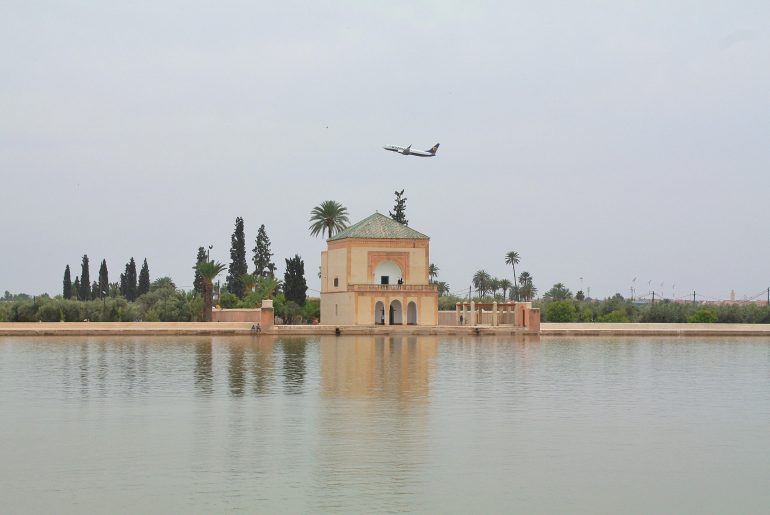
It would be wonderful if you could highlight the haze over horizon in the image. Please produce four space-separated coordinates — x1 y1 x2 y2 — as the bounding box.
2 1 769 300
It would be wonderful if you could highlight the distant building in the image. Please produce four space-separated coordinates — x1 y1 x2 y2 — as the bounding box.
320 213 438 326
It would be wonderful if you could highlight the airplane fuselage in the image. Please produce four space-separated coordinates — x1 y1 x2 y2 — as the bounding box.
383 143 439 157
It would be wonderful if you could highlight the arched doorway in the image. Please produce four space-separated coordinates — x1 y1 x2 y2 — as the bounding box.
374 301 385 325
389 300 403 325
407 301 417 325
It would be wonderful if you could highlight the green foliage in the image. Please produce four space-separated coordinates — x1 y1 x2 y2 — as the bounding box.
544 300 577 322
137 258 150 297
272 293 286 319
226 217 248 298
472 270 491 297
688 307 718 323
428 263 439 282
389 189 408 225
309 200 350 239
436 281 450 297
193 247 207 294
598 309 629 323
73 277 81 300
120 258 137 301
302 298 320 321
517 271 537 301
544 283 573 301
256 275 282 300
438 294 463 311
151 277 176 291
252 224 276 277
504 251 521 300
98 259 109 298
79 255 91 300
219 292 239 309
575 290 585 301
283 254 307 306
63 265 72 299
284 301 302 324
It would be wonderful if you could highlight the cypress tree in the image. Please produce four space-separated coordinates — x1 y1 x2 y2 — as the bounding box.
123 258 137 301
283 254 307 306
73 276 81 300
252 224 276 277
79 255 91 300
91 281 99 300
119 273 127 298
226 217 248 298
389 189 408 225
137 258 150 297
98 259 109 298
193 247 206 294
63 265 72 299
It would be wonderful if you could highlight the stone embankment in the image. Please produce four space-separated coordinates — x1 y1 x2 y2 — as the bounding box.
541 323 770 336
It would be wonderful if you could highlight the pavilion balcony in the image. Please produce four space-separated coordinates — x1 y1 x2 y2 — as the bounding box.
348 284 437 292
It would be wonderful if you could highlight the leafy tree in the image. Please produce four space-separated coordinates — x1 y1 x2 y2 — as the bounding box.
252 224 276 277
98 259 108 298
79 255 91 301
389 189 408 225
194 260 227 322
63 265 73 299
137 258 150 297
193 247 207 294
575 290 585 301
428 263 439 283
544 283 573 301
226 217 248 298
505 251 521 300
73 276 81 300
283 254 308 306
309 200 350 239
120 258 137 301
545 300 577 322
91 281 99 300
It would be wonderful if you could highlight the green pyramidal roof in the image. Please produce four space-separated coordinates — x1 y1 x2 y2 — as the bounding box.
329 212 429 241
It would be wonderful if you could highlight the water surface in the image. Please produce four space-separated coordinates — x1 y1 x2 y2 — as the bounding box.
1 335 769 513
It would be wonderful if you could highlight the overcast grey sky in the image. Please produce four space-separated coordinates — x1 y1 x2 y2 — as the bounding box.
2 1 769 300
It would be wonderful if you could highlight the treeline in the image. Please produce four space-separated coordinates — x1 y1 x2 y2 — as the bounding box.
537 286 770 323
62 255 151 301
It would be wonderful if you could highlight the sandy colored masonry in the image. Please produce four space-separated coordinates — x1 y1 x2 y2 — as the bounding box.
1 322 770 337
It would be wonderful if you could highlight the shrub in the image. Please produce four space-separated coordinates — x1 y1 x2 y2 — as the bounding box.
218 292 239 309
598 309 629 323
544 300 577 322
688 308 718 323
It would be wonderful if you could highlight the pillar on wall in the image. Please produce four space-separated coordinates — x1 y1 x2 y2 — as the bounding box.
261 299 274 328
455 303 461 325
469 301 476 326
492 301 498 327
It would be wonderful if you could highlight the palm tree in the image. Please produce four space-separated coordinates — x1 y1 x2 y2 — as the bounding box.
428 263 439 283
489 278 501 299
194 260 227 322
309 200 350 239
505 251 521 300
435 281 450 296
241 273 258 296
499 279 512 302
472 270 491 298
518 271 537 301
256 275 282 300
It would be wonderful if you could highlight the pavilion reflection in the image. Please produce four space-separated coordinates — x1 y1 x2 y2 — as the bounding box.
320 335 438 398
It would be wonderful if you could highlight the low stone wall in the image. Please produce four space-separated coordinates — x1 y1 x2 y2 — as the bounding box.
210 300 274 327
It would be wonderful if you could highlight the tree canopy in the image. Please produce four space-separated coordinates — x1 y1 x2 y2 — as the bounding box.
389 189 408 225
309 200 349 239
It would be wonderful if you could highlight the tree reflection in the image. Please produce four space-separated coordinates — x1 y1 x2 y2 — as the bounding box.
194 340 213 394
281 337 307 394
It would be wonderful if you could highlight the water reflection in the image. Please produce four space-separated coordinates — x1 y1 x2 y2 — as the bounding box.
319 335 438 398
282 337 308 394
194 341 213 394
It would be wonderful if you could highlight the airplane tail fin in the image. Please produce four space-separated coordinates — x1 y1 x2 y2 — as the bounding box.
428 143 440 155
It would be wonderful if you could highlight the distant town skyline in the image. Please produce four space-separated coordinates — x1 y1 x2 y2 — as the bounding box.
2 1 769 300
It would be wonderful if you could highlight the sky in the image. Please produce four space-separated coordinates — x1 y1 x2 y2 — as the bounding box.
2 0 769 301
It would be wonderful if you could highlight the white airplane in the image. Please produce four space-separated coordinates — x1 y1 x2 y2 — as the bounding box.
383 143 440 157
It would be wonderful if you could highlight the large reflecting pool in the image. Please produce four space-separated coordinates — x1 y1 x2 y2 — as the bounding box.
1 335 769 513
